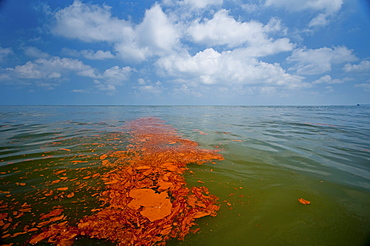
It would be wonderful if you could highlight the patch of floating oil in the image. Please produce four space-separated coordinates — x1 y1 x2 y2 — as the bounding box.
1 117 224 246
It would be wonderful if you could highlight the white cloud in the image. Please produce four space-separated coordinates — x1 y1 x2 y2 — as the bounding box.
238 38 293 57
287 46 358 75
52 1 179 62
94 79 116 93
138 78 146 85
265 0 343 27
51 1 291 64
52 0 130 42
52 1 292 63
265 0 342 12
103 66 132 83
0 45 12 62
138 84 163 94
163 0 223 9
343 60 370 73
83 50 114 60
63 48 114 60
0 72 10 81
7 62 40 79
171 84 203 97
134 78 163 94
324 86 334 92
7 57 99 79
90 66 132 94
241 4 259 13
312 75 351 84
135 4 179 56
355 83 370 91
23 46 50 58
187 10 292 55
185 0 223 9
5 52 134 94
264 17 286 33
114 42 147 63
156 48 306 89
309 13 329 27
71 89 90 93
114 3 180 62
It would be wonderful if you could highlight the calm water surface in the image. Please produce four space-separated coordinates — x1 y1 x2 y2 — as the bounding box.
1 105 370 245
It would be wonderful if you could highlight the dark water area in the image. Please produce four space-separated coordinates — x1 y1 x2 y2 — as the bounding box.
1 105 370 245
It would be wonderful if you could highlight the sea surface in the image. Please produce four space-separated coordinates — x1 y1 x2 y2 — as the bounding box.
1 105 370 246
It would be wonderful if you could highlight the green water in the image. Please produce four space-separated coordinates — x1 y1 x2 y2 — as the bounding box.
1 106 370 245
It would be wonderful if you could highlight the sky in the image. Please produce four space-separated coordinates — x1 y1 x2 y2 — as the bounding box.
0 0 369 105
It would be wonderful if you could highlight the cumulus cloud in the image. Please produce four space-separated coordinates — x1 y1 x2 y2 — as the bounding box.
0 45 12 62
3 56 105 90
51 1 290 64
51 1 292 64
343 60 370 73
89 66 132 94
265 0 342 12
63 48 115 60
7 57 99 79
312 75 351 84
171 84 203 97
287 46 358 75
8 0 358 100
163 0 223 9
156 48 306 89
0 72 10 81
241 4 259 13
52 0 130 42
5 56 132 92
115 3 179 61
187 10 292 55
354 83 370 91
265 0 343 27
4 39 134 92
133 78 163 94
184 0 223 8
103 66 132 82
83 50 114 60
23 46 50 58
52 1 178 62
138 84 163 94
94 80 117 93
71 89 90 93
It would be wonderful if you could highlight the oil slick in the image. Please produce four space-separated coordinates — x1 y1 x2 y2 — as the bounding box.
1 117 224 246
298 198 311 205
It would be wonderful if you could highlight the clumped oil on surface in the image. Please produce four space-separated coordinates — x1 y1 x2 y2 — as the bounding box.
2 106 370 246
1 117 224 245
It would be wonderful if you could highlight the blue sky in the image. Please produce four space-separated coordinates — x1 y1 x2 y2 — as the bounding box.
0 0 369 105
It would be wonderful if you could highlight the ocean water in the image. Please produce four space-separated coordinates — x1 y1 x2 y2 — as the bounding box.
0 105 369 246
